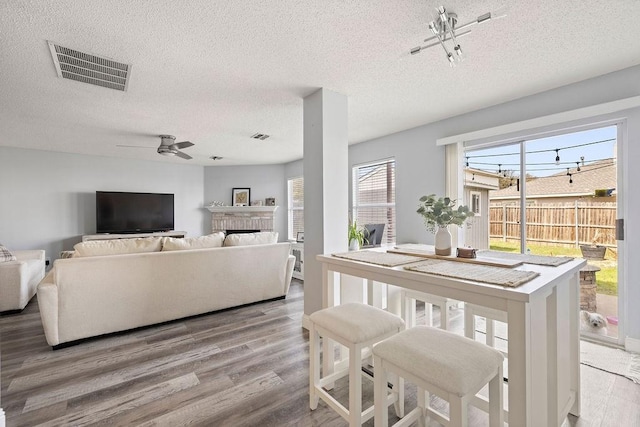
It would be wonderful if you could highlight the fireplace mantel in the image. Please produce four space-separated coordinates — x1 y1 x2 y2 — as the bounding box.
206 206 278 214
206 205 278 233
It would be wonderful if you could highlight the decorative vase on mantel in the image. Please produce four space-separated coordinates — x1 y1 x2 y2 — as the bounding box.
349 239 360 252
434 226 452 256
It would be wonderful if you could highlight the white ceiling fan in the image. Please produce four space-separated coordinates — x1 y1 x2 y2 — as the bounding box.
117 135 195 160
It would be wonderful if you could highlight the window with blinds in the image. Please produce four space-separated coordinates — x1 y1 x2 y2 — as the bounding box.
288 177 304 241
352 159 396 244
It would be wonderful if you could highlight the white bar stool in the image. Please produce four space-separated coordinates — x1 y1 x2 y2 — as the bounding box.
309 302 406 426
464 303 508 357
401 289 459 329
373 326 504 427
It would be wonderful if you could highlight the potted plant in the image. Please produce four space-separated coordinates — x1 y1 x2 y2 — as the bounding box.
580 230 607 260
416 194 474 255
348 221 366 251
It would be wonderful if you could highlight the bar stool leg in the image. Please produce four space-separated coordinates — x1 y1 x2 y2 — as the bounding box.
402 295 417 328
464 310 475 345
440 302 450 330
449 394 468 427
489 365 504 427
373 354 389 427
392 374 404 418
425 303 434 327
486 318 495 347
309 326 319 410
349 342 363 426
417 386 427 427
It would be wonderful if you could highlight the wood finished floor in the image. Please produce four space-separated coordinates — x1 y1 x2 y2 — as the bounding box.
1 280 639 426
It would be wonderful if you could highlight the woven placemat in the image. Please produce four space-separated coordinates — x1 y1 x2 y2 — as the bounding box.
332 250 423 267
477 250 573 267
405 259 540 287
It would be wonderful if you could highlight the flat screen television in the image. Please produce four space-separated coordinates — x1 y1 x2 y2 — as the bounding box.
96 191 174 234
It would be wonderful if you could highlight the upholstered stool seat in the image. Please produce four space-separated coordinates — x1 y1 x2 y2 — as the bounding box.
401 289 459 329
373 326 504 427
309 303 405 426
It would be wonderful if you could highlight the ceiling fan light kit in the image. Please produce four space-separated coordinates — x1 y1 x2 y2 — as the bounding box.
410 4 505 66
158 135 194 160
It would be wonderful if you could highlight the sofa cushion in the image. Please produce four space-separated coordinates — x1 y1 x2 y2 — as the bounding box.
162 232 225 251
0 243 17 262
73 237 163 257
223 232 278 247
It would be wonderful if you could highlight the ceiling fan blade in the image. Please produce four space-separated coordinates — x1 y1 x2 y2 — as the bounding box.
173 141 194 149
116 144 154 148
175 150 192 160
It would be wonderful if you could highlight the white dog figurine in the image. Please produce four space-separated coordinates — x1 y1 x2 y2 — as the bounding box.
580 310 608 335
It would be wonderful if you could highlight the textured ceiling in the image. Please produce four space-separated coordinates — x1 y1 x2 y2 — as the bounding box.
1 0 640 166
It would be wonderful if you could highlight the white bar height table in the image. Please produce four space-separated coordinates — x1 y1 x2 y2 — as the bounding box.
316 249 585 427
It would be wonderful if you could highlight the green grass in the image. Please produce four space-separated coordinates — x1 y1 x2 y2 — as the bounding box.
489 240 618 296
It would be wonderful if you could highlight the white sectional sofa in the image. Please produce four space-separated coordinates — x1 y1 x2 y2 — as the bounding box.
37 233 294 347
0 249 46 312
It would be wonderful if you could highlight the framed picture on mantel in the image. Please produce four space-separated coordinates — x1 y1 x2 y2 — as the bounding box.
232 188 250 206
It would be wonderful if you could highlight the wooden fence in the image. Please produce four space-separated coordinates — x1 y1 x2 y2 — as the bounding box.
489 202 617 247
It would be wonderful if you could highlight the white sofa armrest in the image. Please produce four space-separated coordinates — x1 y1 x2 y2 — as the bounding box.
14 250 45 262
0 250 45 312
285 254 295 292
37 271 59 345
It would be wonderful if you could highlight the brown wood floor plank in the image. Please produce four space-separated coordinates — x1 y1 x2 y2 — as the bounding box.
22 343 221 412
35 372 201 427
137 371 283 427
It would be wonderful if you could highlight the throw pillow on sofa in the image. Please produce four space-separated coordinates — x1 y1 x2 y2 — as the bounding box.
161 232 225 251
223 232 279 247
0 243 17 262
73 237 163 257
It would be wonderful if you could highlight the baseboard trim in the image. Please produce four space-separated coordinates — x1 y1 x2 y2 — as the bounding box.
301 313 310 331
625 337 640 353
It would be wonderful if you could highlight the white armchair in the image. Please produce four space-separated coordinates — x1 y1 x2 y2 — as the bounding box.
0 250 45 312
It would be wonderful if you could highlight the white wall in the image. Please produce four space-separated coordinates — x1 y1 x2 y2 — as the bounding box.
349 125 446 245
203 165 287 240
0 147 206 262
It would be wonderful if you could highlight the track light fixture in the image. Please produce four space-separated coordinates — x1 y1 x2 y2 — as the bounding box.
410 5 505 66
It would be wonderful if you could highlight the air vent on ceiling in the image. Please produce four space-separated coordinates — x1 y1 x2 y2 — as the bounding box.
250 133 270 140
47 41 132 91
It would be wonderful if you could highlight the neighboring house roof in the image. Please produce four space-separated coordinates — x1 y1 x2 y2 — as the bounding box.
490 160 616 200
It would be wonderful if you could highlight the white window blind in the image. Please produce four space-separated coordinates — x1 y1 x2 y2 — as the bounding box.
288 177 304 241
353 159 396 244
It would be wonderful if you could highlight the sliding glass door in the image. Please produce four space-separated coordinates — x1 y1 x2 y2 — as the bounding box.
461 124 622 344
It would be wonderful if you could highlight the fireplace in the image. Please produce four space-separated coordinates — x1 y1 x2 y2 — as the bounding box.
206 206 278 233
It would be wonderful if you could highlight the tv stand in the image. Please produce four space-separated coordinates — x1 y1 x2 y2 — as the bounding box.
82 231 187 242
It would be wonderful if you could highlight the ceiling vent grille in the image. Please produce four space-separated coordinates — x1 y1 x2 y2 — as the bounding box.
47 41 132 91
251 133 270 140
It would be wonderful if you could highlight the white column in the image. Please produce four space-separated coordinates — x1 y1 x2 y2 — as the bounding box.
303 88 349 317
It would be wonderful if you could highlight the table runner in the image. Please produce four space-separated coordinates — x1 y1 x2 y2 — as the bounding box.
477 250 573 267
331 250 423 267
405 258 540 287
